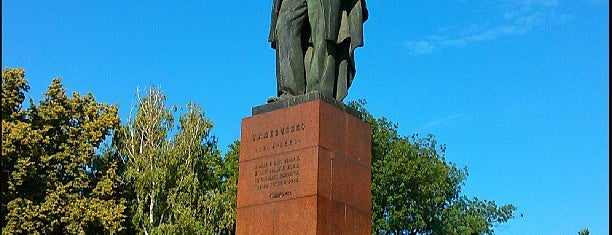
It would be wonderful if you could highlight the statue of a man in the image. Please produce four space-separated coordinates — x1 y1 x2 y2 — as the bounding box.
268 0 368 102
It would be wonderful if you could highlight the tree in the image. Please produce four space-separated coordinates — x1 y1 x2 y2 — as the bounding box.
117 87 235 234
348 101 516 235
1 68 127 234
217 141 240 234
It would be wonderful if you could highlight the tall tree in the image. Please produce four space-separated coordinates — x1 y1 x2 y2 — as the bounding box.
117 87 234 234
348 101 516 235
1 68 127 234
216 141 240 234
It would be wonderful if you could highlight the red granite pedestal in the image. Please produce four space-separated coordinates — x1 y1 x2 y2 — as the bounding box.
236 96 372 235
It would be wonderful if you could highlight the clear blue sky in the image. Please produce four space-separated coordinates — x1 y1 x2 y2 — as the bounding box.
2 1 609 234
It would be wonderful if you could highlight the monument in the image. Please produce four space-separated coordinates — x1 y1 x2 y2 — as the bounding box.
236 0 370 234
267 0 368 102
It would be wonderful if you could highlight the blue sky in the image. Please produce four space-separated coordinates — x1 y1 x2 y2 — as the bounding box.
2 0 609 234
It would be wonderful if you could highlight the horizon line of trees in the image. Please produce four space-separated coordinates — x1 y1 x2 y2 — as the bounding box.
1 67 524 234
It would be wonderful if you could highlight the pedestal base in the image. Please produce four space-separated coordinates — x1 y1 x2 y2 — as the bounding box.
236 95 372 234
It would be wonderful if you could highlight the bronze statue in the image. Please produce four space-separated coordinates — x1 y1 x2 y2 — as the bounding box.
268 0 368 102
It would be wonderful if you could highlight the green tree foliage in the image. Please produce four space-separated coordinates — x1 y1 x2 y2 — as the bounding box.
1 68 126 234
2 67 516 234
215 141 240 234
117 87 236 234
578 228 590 235
348 101 516 235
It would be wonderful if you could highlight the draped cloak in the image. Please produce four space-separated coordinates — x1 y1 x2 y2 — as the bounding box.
268 0 368 100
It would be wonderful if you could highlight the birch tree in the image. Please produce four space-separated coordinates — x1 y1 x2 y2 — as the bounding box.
118 87 231 234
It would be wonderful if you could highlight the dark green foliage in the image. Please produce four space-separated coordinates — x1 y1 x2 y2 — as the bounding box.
349 100 516 235
216 141 240 234
2 68 127 234
2 67 516 234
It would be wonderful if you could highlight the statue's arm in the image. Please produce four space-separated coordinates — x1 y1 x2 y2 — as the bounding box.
269 0 282 47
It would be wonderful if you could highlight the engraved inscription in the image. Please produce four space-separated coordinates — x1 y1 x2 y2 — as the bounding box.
251 123 306 142
254 156 301 190
269 191 292 199
250 123 307 153
254 138 302 153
